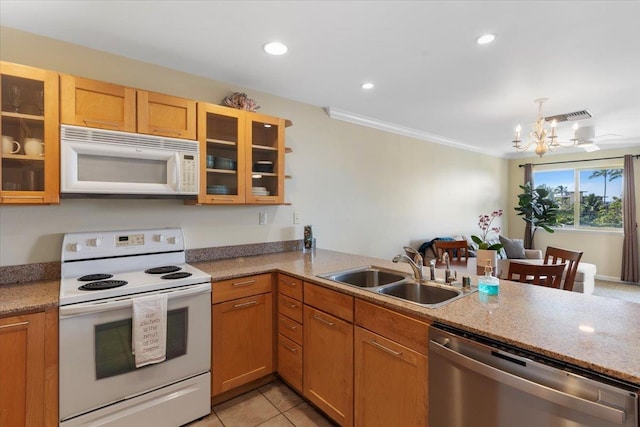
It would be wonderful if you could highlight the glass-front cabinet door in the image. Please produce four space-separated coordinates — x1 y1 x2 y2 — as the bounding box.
0 61 59 204
245 112 285 205
197 103 246 204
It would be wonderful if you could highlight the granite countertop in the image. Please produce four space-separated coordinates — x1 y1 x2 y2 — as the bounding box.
3 248 639 386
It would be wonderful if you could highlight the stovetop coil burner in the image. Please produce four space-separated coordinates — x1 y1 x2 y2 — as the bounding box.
161 272 193 280
79 280 128 291
78 273 114 282
145 266 181 274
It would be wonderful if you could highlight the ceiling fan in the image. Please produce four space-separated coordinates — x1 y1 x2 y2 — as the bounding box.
574 126 625 152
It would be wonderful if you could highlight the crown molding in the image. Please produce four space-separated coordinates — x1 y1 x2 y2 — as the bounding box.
324 107 505 157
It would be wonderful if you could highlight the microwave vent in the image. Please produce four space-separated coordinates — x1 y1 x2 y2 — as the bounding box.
544 109 592 123
61 125 198 153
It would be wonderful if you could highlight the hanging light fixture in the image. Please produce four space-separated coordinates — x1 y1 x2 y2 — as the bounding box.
512 98 580 157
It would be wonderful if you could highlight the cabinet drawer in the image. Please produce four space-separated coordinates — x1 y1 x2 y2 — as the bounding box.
278 314 303 345
213 273 272 303
279 294 303 324
304 282 354 322
278 274 303 301
277 334 302 392
355 299 430 355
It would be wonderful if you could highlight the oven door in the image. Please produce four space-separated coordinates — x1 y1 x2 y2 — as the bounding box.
59 283 211 421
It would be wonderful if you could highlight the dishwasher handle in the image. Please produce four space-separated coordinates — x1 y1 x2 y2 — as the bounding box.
429 339 626 425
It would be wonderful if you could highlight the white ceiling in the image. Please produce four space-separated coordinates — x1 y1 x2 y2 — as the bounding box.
2 0 640 158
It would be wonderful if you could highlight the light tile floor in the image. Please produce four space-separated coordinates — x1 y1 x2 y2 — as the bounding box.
188 380 335 427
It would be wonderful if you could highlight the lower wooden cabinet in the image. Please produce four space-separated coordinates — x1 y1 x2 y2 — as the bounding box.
354 327 428 427
212 275 274 396
0 309 58 427
303 283 354 427
354 299 430 427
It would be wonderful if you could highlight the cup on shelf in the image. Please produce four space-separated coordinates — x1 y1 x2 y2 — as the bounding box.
206 155 215 169
23 138 44 156
2 136 21 154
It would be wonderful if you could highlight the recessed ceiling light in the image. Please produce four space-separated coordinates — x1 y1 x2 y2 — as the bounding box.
264 41 288 55
476 34 496 45
361 82 374 90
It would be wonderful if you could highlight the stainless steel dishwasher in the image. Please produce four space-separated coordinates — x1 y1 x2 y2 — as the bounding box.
429 324 639 427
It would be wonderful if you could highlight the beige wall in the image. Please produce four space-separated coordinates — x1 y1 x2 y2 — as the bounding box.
0 27 509 267
507 148 640 281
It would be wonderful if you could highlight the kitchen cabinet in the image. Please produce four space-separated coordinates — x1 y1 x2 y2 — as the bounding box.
1 61 59 204
60 74 196 139
196 103 290 205
354 299 429 427
303 282 354 427
211 274 274 396
276 274 303 391
0 309 58 427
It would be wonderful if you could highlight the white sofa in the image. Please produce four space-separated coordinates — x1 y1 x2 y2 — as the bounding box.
498 253 597 295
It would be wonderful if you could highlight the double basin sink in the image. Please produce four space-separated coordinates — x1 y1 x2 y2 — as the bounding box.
317 265 476 308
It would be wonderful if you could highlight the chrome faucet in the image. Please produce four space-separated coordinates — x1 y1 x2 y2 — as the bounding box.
393 253 425 283
442 253 456 284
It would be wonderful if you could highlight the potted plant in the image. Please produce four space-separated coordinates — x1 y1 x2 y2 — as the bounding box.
471 210 504 275
514 182 559 249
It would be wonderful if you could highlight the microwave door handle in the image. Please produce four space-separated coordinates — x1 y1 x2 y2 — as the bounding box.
59 283 211 318
172 153 181 192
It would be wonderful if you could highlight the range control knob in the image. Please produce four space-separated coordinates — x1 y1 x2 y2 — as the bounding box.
154 234 165 243
88 238 102 247
70 242 83 252
167 236 177 244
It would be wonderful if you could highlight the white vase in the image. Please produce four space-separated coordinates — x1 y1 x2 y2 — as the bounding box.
476 249 498 276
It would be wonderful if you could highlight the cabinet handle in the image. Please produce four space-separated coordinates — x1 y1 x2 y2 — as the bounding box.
280 319 298 330
233 300 258 309
0 321 29 329
1 195 45 200
370 339 403 357
83 119 119 129
284 281 297 287
212 197 235 202
313 314 335 327
232 279 256 287
285 301 298 309
152 128 182 136
280 340 298 353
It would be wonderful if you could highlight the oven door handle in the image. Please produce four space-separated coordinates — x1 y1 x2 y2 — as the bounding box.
60 283 211 318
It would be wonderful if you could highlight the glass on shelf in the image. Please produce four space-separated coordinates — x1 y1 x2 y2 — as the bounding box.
8 84 22 112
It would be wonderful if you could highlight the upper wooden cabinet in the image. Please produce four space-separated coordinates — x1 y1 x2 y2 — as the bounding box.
60 74 196 139
1 61 60 204
197 103 290 205
60 74 136 132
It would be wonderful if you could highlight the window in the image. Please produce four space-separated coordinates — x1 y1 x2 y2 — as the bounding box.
533 164 623 229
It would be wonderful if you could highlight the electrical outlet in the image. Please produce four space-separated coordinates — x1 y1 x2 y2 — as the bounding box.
259 212 267 225
293 212 300 224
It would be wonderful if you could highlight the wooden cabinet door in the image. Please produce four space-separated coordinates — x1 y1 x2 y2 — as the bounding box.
0 312 45 426
245 112 285 205
303 305 353 427
1 61 59 204
354 327 428 427
212 293 273 396
197 102 246 204
137 91 196 140
60 74 136 132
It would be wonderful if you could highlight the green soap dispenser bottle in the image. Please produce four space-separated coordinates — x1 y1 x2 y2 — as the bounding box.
478 260 499 295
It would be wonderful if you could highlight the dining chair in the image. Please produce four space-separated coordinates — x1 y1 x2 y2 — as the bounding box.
433 240 469 263
507 262 567 289
544 246 583 292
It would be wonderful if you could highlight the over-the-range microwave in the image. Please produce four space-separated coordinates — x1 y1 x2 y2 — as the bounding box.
60 124 199 197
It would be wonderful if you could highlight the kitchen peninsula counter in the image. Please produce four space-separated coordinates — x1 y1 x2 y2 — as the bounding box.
2 248 639 386
194 248 640 386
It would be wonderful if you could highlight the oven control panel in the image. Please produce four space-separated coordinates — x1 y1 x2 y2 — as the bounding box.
62 228 186 261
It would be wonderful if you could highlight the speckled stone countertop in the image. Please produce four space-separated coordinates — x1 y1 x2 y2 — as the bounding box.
3 248 639 386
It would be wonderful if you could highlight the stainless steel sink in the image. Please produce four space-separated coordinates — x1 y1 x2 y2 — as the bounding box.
317 265 476 308
317 265 409 288
378 282 461 307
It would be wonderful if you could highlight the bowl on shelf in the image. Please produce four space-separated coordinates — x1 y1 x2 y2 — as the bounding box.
214 157 236 170
252 186 270 196
206 155 215 169
253 161 274 173
207 185 230 195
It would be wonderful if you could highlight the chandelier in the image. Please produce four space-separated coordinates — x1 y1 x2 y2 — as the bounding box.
512 98 579 157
